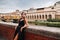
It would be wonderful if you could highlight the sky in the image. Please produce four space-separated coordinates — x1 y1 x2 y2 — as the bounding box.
0 0 60 13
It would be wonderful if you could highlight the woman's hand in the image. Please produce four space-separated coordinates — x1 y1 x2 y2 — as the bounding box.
20 27 24 32
15 26 17 29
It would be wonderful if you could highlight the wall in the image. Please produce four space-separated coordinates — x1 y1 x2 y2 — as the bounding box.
0 22 60 40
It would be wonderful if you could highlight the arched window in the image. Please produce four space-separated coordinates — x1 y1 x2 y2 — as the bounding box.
49 15 52 19
42 15 44 19
40 15 41 19
35 15 36 19
37 15 38 19
45 15 47 19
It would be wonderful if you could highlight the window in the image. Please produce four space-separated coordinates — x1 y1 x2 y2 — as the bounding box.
45 15 47 19
49 15 52 19
40 15 41 19
42 15 44 19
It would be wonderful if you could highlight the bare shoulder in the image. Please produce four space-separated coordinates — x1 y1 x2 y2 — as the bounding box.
24 18 29 27
24 18 28 22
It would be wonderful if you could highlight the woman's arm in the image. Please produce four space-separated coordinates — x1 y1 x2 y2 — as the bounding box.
23 18 29 28
20 18 29 32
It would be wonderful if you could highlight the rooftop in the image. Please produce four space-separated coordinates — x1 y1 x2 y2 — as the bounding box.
56 1 60 4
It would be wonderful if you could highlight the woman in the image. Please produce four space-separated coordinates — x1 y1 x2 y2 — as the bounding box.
13 12 29 40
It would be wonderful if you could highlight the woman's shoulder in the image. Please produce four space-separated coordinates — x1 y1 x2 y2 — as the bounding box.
18 18 22 22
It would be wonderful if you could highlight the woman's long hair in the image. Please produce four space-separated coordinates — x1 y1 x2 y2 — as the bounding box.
18 12 26 22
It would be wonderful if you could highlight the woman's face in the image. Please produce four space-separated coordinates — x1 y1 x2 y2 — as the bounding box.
21 13 26 18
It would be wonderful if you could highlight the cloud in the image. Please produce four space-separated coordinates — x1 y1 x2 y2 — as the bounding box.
0 0 60 13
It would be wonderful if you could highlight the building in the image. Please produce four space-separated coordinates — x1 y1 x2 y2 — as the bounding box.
23 1 60 21
0 1 60 22
0 10 21 21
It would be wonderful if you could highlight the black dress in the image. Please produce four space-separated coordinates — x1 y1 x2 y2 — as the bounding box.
13 18 26 40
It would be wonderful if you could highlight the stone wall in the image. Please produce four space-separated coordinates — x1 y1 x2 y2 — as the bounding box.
0 22 60 40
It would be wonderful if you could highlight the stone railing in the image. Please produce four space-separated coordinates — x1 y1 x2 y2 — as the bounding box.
0 22 60 40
